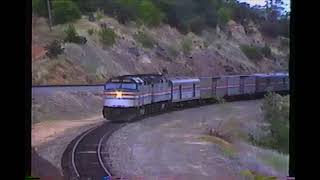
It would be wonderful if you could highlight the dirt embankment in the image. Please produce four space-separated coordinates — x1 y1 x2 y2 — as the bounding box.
31 89 105 177
32 90 103 124
32 16 289 85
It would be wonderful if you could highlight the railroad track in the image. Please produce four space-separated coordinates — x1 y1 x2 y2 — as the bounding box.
61 122 126 180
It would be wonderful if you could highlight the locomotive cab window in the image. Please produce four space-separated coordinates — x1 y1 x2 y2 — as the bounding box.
105 82 137 90
121 83 137 90
105 83 121 90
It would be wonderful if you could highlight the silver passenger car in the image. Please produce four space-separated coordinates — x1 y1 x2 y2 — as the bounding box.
168 78 200 102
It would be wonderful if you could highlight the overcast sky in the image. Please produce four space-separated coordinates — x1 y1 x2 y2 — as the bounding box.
237 0 291 12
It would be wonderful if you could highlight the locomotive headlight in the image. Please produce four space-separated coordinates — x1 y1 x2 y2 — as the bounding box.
115 91 122 98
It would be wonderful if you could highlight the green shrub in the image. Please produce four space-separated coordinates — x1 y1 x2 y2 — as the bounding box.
213 96 225 104
167 45 179 58
99 28 117 47
87 28 94 35
181 38 192 55
52 0 81 25
259 151 289 173
260 45 272 58
240 45 263 61
64 24 80 43
260 20 289 38
240 170 278 180
44 40 64 58
250 92 289 154
134 31 155 49
188 16 206 34
96 10 104 20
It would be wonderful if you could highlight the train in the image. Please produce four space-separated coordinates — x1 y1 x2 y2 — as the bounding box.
102 73 289 122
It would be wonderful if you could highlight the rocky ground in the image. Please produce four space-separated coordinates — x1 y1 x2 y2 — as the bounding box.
103 100 289 179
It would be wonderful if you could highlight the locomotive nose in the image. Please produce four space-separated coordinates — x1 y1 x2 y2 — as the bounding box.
115 91 123 98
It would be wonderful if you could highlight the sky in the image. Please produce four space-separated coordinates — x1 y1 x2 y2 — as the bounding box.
238 0 291 12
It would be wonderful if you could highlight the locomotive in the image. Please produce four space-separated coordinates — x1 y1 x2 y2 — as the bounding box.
102 73 289 122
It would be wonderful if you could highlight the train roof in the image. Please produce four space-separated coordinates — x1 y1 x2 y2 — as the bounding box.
108 73 166 84
168 77 200 84
253 72 288 77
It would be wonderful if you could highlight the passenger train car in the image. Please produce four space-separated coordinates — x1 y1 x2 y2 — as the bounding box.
103 73 289 122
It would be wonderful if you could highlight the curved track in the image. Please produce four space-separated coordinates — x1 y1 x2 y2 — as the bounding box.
61 122 126 180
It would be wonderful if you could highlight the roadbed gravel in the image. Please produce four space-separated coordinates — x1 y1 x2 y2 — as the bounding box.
104 100 288 179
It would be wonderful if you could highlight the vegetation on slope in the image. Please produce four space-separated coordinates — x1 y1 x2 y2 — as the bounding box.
32 0 290 84
32 0 289 38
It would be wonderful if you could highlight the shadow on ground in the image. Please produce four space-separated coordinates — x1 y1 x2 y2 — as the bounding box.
31 147 64 180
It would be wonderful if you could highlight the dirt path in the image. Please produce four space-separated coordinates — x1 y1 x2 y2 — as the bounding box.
31 115 105 177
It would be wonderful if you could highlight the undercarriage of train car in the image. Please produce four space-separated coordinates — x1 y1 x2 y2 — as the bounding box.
103 101 172 122
103 107 140 122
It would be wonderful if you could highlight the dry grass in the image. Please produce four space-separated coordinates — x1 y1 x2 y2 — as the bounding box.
240 169 278 180
198 135 236 158
203 116 245 143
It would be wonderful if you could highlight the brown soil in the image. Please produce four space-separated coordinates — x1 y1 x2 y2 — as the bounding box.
31 116 104 177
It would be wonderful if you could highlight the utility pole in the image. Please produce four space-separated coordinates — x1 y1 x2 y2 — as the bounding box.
46 0 53 31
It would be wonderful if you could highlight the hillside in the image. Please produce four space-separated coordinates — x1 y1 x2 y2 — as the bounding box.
32 15 289 85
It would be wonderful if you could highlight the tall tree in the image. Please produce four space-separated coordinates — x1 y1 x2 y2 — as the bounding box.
265 0 285 21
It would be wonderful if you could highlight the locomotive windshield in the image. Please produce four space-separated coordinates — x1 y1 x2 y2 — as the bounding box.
105 83 121 90
105 83 137 90
121 83 137 90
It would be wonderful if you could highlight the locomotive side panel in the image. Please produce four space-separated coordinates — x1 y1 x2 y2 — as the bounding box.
141 84 152 105
151 81 171 103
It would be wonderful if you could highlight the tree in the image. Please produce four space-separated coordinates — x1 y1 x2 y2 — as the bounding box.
165 0 197 33
32 0 47 17
188 15 206 34
265 0 285 22
113 0 140 24
72 0 104 13
52 0 81 25
217 7 232 26
137 0 163 26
